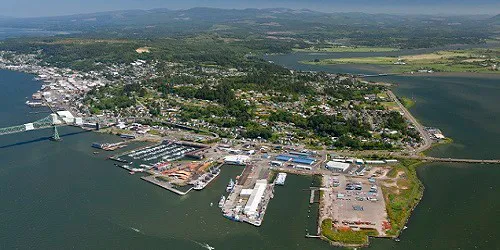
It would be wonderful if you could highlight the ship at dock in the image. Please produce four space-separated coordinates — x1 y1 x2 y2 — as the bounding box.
226 178 235 192
25 100 44 107
223 213 241 222
193 166 221 190
218 195 226 208
92 142 127 151
275 173 287 185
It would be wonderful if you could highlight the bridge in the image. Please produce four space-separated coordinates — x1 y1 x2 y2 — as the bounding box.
0 111 104 141
405 156 500 165
356 73 401 78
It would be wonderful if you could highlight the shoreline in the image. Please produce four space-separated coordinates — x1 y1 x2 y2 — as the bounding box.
300 61 500 77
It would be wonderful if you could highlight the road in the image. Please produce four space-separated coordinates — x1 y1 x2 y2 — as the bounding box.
386 90 432 154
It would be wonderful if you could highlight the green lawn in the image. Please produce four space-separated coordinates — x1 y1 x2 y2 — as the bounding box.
383 160 424 236
320 219 378 246
301 49 500 73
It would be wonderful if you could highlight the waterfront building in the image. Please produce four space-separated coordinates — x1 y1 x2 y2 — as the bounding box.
243 179 267 216
224 155 250 165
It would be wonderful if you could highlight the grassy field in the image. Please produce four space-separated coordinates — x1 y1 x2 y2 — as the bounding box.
302 49 500 73
398 96 415 109
293 46 399 53
381 101 399 110
383 159 424 236
320 219 378 246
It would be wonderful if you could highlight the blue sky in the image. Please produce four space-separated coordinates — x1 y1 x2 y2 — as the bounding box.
1 0 499 17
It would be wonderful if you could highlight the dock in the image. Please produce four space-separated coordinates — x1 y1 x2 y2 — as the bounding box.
305 234 321 238
109 156 129 163
141 175 193 196
310 189 316 204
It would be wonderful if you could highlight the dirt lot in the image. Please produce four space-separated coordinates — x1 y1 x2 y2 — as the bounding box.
320 174 389 236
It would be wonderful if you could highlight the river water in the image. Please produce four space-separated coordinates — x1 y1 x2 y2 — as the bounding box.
267 52 500 249
0 69 330 249
0 48 499 249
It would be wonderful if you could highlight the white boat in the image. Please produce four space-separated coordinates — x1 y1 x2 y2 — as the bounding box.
226 179 235 192
275 173 287 185
218 195 226 208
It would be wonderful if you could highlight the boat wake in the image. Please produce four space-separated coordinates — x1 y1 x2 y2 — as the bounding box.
130 227 141 233
190 239 215 250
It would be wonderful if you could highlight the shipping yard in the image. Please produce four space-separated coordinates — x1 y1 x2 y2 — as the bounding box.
98 129 417 246
319 172 389 236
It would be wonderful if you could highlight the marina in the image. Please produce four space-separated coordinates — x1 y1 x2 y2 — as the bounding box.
92 142 128 151
108 140 221 195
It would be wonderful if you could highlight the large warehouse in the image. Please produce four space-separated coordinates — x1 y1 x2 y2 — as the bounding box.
243 179 268 217
224 155 250 165
325 161 351 172
275 154 316 165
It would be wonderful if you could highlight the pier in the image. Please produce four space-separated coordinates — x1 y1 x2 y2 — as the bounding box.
309 189 316 204
141 175 193 196
305 234 321 238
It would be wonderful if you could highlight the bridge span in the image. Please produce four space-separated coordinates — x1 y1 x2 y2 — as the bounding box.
405 156 500 165
0 111 107 137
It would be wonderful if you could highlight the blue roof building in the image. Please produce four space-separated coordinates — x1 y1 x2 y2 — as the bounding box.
276 154 316 165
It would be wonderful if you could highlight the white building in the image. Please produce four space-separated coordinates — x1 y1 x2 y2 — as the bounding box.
325 161 350 172
243 179 267 217
365 160 385 164
224 155 250 165
56 110 75 123
240 189 253 196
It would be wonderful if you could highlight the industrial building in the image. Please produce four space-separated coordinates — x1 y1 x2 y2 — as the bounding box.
275 154 316 165
224 155 250 165
243 179 268 217
325 161 351 172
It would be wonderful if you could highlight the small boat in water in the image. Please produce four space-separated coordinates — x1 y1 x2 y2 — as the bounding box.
226 179 235 192
201 243 215 250
218 195 226 208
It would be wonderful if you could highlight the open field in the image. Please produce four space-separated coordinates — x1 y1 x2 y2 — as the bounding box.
302 49 500 73
293 46 399 53
398 96 415 109
381 160 424 236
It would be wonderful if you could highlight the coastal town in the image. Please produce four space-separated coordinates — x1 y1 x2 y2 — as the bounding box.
0 45 449 247
0 5 499 250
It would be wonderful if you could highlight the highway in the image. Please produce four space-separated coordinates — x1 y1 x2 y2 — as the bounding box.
386 90 433 154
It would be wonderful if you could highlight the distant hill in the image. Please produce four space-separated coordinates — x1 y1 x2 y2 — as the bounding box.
0 8 495 49
0 7 430 31
491 14 500 24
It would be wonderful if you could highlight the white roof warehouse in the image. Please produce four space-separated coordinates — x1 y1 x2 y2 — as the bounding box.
325 161 350 172
243 179 268 217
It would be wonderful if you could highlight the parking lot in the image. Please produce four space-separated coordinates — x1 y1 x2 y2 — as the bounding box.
320 174 388 235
